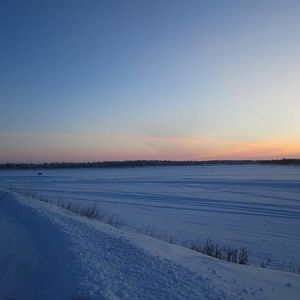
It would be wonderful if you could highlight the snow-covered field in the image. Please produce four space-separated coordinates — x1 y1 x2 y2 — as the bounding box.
1 165 300 270
1 189 300 300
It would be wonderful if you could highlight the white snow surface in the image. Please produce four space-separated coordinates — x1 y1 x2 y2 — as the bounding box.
0 165 300 268
0 188 299 300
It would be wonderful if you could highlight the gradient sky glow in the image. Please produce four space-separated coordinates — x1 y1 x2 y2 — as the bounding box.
1 0 300 162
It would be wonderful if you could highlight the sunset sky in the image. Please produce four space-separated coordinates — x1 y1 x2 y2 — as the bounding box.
1 0 300 162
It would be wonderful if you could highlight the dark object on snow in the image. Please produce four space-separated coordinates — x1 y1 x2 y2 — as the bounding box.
38 172 43 176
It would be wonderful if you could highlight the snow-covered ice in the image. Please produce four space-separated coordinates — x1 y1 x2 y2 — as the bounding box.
1 165 299 268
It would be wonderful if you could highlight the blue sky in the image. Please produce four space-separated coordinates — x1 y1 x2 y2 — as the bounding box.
1 0 300 162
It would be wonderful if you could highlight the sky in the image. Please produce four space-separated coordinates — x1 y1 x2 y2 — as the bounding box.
1 0 300 162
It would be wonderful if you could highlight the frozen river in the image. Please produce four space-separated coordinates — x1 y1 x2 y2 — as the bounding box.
1 164 300 268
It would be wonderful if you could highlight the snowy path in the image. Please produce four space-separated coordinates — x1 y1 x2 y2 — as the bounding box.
0 192 85 300
1 189 300 300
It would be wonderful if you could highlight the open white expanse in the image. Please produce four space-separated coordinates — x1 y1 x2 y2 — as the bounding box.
1 165 300 269
1 189 300 300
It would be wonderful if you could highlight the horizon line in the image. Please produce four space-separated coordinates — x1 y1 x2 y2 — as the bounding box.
1 158 300 170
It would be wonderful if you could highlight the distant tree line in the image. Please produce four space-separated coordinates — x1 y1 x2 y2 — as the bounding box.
0 159 299 170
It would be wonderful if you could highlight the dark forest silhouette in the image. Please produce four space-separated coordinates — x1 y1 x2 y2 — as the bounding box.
0 159 299 170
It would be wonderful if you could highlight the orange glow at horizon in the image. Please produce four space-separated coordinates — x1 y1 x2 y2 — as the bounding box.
1 133 299 163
